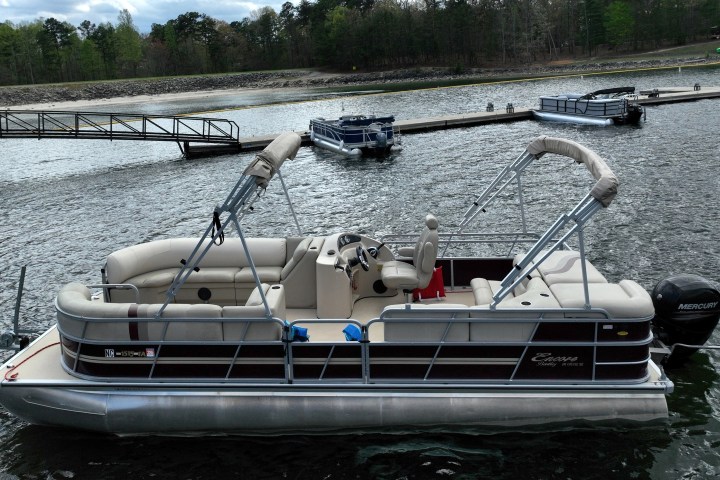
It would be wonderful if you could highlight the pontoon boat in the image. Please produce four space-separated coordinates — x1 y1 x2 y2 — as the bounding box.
533 87 644 126
0 133 717 435
309 115 398 156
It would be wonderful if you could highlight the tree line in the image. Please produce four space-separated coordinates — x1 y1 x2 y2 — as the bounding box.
0 0 718 86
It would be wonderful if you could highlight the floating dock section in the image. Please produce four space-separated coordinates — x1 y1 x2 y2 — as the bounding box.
3 86 718 157
236 86 720 153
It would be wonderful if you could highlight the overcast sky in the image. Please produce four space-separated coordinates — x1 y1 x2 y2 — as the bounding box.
0 0 285 33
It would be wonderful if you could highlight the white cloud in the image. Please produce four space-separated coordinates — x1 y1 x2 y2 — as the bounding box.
1 0 293 32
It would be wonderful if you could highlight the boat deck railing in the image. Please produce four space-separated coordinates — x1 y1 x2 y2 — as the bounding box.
56 304 656 388
381 231 563 254
538 97 629 116
310 120 394 147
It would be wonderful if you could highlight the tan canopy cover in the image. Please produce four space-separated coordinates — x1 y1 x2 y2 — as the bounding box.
243 132 302 186
526 135 619 207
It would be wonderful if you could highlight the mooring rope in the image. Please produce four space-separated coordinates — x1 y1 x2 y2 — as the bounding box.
3 342 60 381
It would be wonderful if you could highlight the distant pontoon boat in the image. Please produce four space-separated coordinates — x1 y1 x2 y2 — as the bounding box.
309 115 399 156
533 87 644 126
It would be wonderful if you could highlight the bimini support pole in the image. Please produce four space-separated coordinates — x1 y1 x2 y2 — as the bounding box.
277 170 302 235
490 194 604 308
486 136 619 309
441 149 536 258
156 132 302 318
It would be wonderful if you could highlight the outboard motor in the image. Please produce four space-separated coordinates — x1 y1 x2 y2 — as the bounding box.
375 131 388 149
651 274 720 367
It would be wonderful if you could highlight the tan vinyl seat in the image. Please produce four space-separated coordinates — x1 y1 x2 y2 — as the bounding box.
469 278 560 342
222 283 286 341
513 250 608 287
550 280 654 318
280 237 323 308
470 278 514 305
55 282 225 341
381 214 439 292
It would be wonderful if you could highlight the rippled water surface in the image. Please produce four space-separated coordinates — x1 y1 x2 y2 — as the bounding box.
1 66 719 478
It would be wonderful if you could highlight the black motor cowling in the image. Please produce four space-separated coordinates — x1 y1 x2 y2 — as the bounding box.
651 274 720 367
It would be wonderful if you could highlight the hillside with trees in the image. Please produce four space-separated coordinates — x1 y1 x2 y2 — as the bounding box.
0 0 718 86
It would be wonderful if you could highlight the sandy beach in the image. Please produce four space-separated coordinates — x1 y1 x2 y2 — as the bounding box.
6 86 310 111
1 70 320 110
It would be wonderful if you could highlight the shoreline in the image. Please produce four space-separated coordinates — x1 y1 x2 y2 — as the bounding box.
5 86 312 111
2 56 718 110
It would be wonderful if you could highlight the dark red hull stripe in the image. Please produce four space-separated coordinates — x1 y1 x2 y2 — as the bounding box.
128 305 139 340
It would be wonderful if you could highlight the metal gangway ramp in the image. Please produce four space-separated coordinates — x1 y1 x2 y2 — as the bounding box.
0 110 242 158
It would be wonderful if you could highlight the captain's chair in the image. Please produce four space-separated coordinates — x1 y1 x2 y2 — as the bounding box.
381 214 439 296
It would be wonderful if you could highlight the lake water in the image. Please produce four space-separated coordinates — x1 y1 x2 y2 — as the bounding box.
1 65 719 478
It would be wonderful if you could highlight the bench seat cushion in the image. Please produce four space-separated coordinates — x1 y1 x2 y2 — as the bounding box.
469 278 559 341
235 266 283 284
57 283 135 340
125 267 242 289
549 280 654 318
381 261 420 290
105 237 296 306
124 268 178 289
470 278 513 305
495 277 558 309
116 268 241 305
56 283 226 341
514 250 607 285
137 303 224 341
186 267 239 283
222 284 286 340
106 237 288 284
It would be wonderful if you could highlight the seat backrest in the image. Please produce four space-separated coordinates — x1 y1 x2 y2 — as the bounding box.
281 237 312 280
105 237 288 284
221 284 286 341
412 214 439 290
281 237 323 308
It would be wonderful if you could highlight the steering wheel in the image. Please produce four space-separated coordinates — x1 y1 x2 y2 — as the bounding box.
355 245 370 271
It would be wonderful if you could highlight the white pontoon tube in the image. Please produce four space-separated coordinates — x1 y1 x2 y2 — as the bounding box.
532 110 614 126
310 132 363 156
157 132 302 317
490 136 619 308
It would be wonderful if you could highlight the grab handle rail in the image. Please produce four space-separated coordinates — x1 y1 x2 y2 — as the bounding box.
87 284 140 304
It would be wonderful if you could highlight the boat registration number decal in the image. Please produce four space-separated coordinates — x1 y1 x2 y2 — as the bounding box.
104 348 155 358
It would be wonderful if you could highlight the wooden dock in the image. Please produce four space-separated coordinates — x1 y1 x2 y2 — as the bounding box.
236 85 720 153
636 86 720 105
